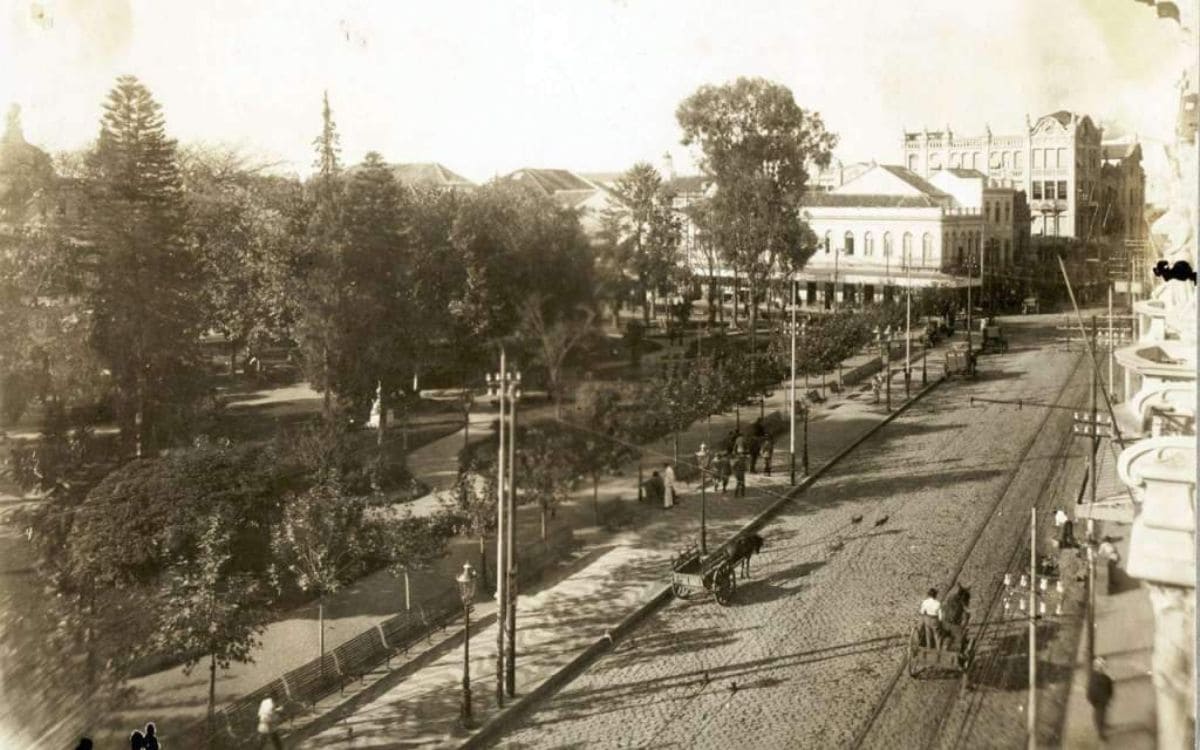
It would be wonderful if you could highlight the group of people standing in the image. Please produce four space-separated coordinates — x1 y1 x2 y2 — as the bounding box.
645 418 778 508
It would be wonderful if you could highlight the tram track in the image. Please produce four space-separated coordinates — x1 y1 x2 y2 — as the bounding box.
848 346 1088 750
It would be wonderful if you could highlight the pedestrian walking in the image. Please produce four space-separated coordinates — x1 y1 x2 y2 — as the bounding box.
918 588 942 649
762 433 775 476
663 462 677 509
715 452 731 494
645 470 665 506
733 453 747 497
129 730 146 750
143 723 160 750
1054 507 1076 548
1087 658 1114 741
748 434 762 473
723 428 739 455
257 695 284 750
733 432 747 458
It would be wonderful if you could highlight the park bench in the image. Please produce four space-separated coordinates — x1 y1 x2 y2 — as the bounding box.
279 653 340 715
332 628 389 691
378 612 425 665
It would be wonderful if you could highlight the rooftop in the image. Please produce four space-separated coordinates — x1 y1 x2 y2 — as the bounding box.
802 192 945 208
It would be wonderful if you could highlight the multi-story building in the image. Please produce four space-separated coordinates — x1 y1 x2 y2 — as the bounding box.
795 164 982 309
902 112 1103 241
927 168 1024 268
1098 139 1147 242
501 168 622 238
1099 4 1197 749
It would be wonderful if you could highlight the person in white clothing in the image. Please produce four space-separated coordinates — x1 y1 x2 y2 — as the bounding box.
663 462 677 509
257 696 283 749
919 588 942 649
1054 507 1076 547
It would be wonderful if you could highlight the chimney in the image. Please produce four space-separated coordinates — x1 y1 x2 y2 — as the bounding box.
661 151 676 181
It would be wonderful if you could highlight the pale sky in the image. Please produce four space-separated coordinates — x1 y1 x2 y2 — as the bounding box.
0 0 1192 188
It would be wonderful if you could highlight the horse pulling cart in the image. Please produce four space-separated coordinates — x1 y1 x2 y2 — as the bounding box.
907 628 977 686
669 534 763 606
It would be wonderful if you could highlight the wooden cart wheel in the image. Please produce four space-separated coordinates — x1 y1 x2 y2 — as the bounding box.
907 627 922 677
714 566 736 606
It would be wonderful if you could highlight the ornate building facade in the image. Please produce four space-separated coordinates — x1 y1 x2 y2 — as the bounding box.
902 112 1103 241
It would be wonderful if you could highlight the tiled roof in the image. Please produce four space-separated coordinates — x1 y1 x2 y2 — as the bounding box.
877 165 951 197
578 172 624 188
802 192 944 208
391 162 474 188
346 162 474 188
506 169 596 194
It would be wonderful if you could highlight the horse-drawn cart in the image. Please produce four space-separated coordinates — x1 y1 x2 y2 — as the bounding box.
670 545 738 605
670 534 763 606
907 627 977 685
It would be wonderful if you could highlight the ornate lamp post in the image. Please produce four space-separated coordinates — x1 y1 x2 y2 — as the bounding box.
695 444 710 554
786 284 799 485
456 562 478 726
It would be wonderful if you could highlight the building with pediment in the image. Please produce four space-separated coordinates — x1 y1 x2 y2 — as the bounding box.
902 112 1103 242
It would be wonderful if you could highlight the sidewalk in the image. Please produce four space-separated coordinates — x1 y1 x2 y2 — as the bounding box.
1061 527 1157 749
98 331 957 745
288 342 956 747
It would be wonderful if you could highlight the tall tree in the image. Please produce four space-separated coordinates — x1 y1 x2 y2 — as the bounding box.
271 477 369 666
610 163 682 323
82 75 205 456
294 91 346 421
519 293 595 419
155 513 267 747
181 145 299 375
676 77 835 353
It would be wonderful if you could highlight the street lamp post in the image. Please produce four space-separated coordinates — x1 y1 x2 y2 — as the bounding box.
695 444 710 554
486 358 521 701
875 326 892 412
456 562 478 727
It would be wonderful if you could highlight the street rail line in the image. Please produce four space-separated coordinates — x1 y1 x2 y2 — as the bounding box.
847 347 1087 750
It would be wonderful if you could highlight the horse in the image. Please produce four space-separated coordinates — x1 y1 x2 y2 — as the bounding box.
729 532 765 579
939 585 972 651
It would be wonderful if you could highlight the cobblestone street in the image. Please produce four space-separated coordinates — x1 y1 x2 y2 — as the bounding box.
496 319 1093 749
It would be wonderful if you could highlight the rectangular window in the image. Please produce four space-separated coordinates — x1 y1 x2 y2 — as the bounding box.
1032 181 1043 200
1014 151 1024 170
1057 148 1066 168
1044 181 1055 200
1004 202 1010 222
1058 181 1068 201
806 282 817 305
1032 149 1043 169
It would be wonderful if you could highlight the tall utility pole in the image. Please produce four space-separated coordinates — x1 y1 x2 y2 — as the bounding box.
1028 507 1038 750
1089 316 1099 540
506 392 518 698
493 350 507 708
789 278 798 485
905 258 912 397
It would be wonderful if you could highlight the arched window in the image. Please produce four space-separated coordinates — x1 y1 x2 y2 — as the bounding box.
863 231 874 257
921 233 932 265
824 231 832 253
907 154 918 171
844 231 855 255
902 232 913 265
883 231 893 257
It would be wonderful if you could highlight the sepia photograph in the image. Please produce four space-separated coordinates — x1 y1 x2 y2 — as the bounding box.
0 1 1196 748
